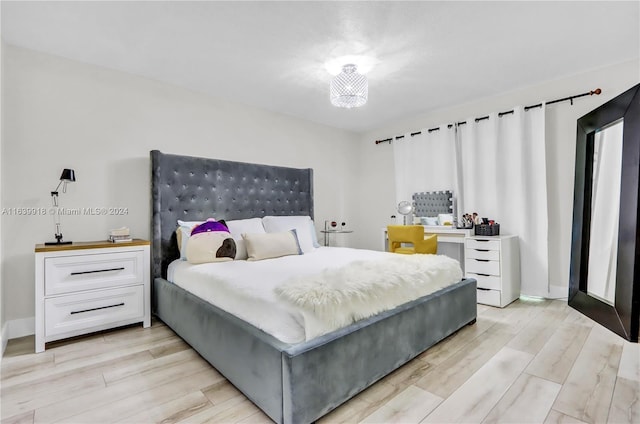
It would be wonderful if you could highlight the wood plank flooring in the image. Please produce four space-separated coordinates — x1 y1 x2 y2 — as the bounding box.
2 299 638 423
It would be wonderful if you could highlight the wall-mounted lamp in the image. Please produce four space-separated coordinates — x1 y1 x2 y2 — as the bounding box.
45 169 76 245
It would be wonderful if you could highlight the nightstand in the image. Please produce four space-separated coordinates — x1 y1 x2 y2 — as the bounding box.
34 239 151 352
465 235 520 308
320 230 354 246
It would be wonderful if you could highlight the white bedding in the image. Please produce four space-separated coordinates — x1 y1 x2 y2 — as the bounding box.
168 247 461 343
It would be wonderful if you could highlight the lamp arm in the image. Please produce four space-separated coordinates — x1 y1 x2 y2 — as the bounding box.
53 180 64 193
50 191 62 241
51 191 59 207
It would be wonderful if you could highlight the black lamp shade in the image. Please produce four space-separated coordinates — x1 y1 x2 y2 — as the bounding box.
60 169 76 182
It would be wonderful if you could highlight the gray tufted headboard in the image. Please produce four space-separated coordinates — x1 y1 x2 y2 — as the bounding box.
150 150 314 281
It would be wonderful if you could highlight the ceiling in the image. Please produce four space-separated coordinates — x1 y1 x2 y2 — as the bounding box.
2 1 638 133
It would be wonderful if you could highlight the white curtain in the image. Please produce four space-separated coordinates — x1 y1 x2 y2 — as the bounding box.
393 127 456 209
392 106 549 296
455 106 548 297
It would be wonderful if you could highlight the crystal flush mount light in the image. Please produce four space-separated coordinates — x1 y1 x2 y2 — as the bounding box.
330 64 368 108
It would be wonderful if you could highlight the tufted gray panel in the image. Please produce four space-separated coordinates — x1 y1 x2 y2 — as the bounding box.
413 190 453 217
151 150 313 281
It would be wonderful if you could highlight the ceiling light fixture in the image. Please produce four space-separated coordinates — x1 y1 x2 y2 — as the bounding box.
330 64 368 108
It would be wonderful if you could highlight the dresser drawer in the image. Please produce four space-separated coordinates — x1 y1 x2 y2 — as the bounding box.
466 248 500 261
466 258 500 276
467 272 502 290
476 288 501 307
44 285 144 338
45 251 144 295
466 238 501 251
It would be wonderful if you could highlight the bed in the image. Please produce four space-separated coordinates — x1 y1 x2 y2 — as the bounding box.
150 150 477 424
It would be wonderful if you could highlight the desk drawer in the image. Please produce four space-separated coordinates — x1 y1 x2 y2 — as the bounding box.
45 285 144 338
477 288 501 307
466 248 500 261
466 239 500 251
466 258 500 276
467 272 502 290
45 251 144 295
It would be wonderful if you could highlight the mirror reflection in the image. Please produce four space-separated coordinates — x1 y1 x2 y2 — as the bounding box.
586 119 624 306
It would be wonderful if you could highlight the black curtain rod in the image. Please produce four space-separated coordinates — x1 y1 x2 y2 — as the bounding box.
374 88 602 145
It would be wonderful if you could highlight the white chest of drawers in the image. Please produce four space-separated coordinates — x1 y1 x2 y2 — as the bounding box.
465 235 520 308
35 240 151 352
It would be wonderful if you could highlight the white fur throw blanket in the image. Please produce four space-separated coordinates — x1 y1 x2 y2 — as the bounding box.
275 254 462 340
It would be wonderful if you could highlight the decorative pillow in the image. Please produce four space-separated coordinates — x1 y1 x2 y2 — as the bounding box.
262 216 316 253
242 230 302 261
421 217 439 226
185 219 237 264
309 220 321 248
176 220 205 260
225 217 266 260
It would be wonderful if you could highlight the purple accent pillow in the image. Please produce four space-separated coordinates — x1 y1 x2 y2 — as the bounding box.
190 218 230 236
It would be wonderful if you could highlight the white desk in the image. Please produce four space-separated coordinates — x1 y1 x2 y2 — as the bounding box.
381 226 473 250
381 226 474 271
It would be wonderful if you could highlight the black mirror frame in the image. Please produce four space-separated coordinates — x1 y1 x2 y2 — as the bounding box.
569 83 640 342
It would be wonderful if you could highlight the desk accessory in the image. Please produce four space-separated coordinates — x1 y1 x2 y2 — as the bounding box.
109 227 132 243
397 201 414 225
475 222 500 236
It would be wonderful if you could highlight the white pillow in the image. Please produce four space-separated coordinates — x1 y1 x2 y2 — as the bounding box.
262 216 316 253
225 218 266 260
309 220 320 248
242 230 302 261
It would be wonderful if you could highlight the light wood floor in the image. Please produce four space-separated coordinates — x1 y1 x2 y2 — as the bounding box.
1 299 638 424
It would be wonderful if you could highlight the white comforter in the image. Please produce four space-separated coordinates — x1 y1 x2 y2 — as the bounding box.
168 247 462 343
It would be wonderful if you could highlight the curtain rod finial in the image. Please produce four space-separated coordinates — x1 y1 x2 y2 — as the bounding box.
591 88 602 95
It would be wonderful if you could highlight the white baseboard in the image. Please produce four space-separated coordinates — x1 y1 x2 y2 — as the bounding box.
1 321 8 356
548 284 568 300
2 317 34 356
7 316 35 340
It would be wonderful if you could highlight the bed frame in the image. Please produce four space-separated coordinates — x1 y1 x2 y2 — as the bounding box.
150 150 477 424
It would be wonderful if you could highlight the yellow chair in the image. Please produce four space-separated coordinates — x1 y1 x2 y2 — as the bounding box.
387 225 438 254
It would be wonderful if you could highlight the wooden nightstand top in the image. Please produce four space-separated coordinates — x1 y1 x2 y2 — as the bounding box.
35 239 150 253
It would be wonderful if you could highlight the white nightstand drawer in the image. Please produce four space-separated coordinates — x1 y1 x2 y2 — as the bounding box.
466 238 501 251
466 248 500 261
45 251 144 295
44 285 144 338
467 272 502 290
466 258 500 276
477 288 501 307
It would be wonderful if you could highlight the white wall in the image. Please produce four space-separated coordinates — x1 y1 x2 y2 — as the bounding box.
1 45 360 327
0 38 6 352
351 59 640 297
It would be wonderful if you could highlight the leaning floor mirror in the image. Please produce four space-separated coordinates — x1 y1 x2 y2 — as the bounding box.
569 82 640 342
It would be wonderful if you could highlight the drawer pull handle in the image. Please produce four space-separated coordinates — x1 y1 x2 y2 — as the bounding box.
477 288 491 291
476 273 491 277
475 239 490 242
70 267 125 276
474 259 490 262
474 249 489 252
70 303 125 315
